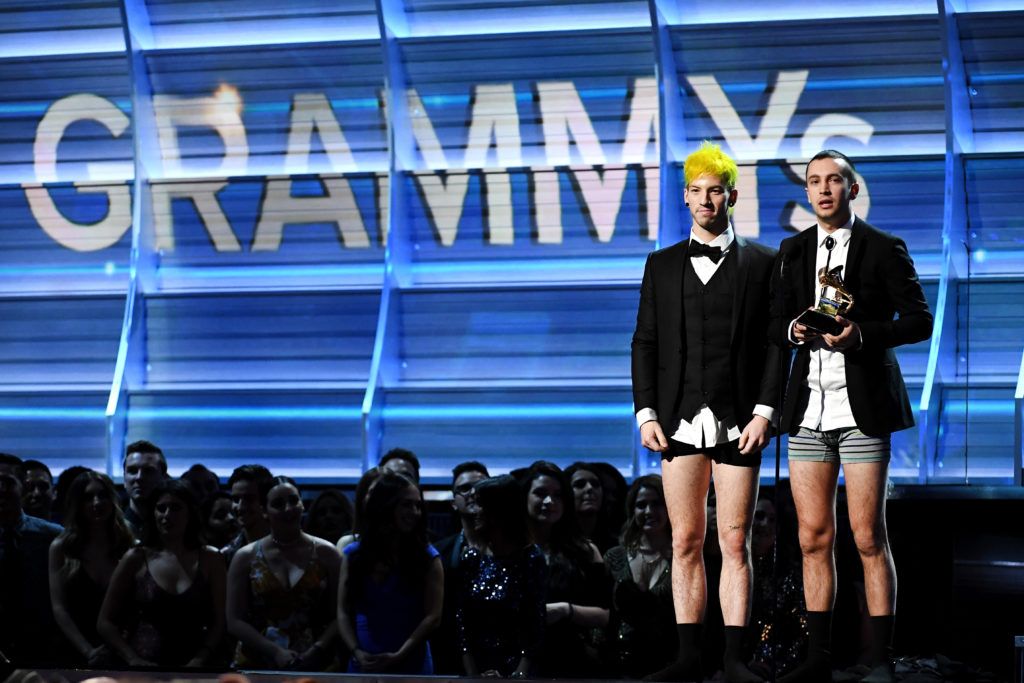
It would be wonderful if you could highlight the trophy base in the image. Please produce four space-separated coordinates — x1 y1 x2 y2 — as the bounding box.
796 309 844 336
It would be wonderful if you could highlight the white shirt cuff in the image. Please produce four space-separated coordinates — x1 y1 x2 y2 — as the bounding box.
636 408 658 429
788 318 804 345
753 404 775 426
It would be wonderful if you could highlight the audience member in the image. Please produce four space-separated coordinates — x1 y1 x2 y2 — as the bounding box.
749 486 807 679
49 470 133 666
0 453 63 666
53 465 91 525
433 460 489 674
604 474 675 677
590 463 629 537
338 472 442 674
565 462 618 553
336 467 381 550
379 447 420 484
181 464 221 507
227 476 341 670
222 465 274 566
304 489 354 545
122 440 168 538
522 461 609 678
98 480 225 667
203 490 239 551
22 459 55 522
457 475 546 678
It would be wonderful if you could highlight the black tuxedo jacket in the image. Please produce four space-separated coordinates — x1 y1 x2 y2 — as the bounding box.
771 218 933 437
631 236 781 438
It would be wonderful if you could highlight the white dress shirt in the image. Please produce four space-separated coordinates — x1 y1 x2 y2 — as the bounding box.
636 227 774 447
791 214 858 431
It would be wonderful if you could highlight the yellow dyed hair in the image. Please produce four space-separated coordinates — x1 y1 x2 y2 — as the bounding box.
683 141 738 189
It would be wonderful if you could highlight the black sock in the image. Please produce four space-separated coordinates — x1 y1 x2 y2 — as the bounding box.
866 615 894 667
644 623 702 681
676 622 701 663
805 610 833 662
778 611 832 683
723 626 762 683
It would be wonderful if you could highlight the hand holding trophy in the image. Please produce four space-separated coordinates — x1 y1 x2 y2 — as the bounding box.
796 265 855 336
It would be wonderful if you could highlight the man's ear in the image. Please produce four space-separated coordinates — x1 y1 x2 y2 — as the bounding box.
849 180 860 200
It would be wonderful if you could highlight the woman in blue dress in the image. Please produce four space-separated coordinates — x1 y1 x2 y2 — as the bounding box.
337 471 443 674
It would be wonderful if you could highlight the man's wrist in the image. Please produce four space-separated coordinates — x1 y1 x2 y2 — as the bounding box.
636 407 658 428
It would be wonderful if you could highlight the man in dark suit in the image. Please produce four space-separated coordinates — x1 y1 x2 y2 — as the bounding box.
632 142 779 683
771 150 932 683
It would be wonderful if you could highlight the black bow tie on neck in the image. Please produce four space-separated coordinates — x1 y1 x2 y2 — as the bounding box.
689 241 724 263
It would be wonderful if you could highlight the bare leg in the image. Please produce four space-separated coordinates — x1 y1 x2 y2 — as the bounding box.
645 454 712 681
711 461 759 626
789 460 840 611
843 461 896 615
662 454 712 622
845 460 897 681
712 461 763 683
778 460 840 683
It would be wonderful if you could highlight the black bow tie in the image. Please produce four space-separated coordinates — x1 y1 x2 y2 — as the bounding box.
689 242 724 263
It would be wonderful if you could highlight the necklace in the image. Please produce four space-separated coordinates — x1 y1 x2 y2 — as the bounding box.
636 545 668 565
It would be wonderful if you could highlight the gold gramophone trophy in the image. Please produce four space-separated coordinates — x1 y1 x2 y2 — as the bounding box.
796 265 854 336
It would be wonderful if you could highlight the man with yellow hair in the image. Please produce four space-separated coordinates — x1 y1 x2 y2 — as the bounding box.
632 142 779 682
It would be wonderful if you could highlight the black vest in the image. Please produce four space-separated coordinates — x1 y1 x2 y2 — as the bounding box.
677 251 735 422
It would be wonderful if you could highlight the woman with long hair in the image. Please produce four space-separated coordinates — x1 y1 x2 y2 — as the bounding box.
456 475 546 678
97 479 226 667
604 474 676 677
304 489 353 545
565 462 618 553
335 467 380 551
337 472 442 674
48 471 134 666
227 475 341 670
521 461 609 678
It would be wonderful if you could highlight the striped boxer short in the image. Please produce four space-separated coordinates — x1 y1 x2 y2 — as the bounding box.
787 427 891 464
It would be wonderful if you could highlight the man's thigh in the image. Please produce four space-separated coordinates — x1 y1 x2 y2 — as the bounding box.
710 461 759 534
661 453 713 536
788 459 841 531
842 459 890 533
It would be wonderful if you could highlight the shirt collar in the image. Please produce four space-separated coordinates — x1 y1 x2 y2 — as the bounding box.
816 212 855 249
689 225 735 251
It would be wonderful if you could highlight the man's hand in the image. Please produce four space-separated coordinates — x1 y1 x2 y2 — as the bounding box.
822 315 861 351
792 313 821 344
640 420 669 452
738 415 771 455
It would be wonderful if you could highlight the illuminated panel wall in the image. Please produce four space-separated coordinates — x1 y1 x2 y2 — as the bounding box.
1 0 1023 483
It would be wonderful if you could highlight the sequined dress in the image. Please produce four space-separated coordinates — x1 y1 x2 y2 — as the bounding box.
456 544 547 676
749 551 807 676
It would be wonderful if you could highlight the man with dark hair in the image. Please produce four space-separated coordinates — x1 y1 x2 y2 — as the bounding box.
431 460 490 674
0 453 62 665
22 459 55 521
379 447 421 483
771 150 932 683
222 464 273 565
122 439 168 537
632 142 779 683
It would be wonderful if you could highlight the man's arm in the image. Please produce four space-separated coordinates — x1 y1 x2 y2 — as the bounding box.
631 252 659 412
631 253 669 452
857 237 933 350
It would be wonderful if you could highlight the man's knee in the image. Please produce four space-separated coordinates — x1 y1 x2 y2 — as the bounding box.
798 521 835 558
671 527 704 562
717 525 750 566
851 521 889 559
